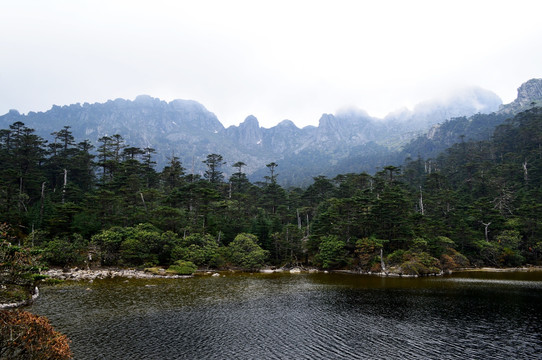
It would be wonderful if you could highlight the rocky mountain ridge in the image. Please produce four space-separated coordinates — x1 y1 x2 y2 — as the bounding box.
498 78 542 114
1 80 540 186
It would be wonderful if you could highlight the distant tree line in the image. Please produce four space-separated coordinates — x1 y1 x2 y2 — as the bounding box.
1 108 542 274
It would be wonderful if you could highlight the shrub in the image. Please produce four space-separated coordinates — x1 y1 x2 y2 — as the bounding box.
387 249 405 265
387 249 441 275
1 240 43 290
314 235 348 270
440 248 469 270
167 260 197 275
226 233 268 271
354 237 385 272
0 285 28 303
500 248 525 267
90 227 126 265
171 233 222 267
42 235 87 267
0 310 72 359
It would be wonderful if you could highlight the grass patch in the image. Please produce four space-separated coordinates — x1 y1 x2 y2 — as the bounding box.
0 285 30 303
41 278 65 285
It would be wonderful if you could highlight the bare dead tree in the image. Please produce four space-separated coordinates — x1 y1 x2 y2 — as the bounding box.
481 221 492 243
419 186 424 216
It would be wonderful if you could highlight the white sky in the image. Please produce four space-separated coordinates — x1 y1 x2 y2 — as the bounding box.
1 0 542 128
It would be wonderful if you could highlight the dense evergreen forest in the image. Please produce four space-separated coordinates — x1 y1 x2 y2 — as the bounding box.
1 108 542 274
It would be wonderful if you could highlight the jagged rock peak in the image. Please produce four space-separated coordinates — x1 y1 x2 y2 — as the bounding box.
169 99 213 113
499 79 542 114
134 94 161 105
276 119 298 129
130 96 212 114
318 113 336 127
241 115 260 128
515 78 542 107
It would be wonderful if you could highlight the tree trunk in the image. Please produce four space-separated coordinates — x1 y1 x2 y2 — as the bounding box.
419 186 424 215
62 169 67 204
482 221 491 242
140 192 147 212
39 182 46 222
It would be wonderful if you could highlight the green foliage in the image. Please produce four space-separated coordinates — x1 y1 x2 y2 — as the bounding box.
473 237 525 267
429 236 455 257
42 234 87 267
387 250 441 276
387 249 406 265
3 108 542 270
0 240 43 289
120 237 156 266
473 240 501 267
90 227 126 265
0 285 28 302
314 235 348 269
440 248 470 270
166 260 197 275
354 237 386 272
226 233 268 271
171 233 222 267
269 224 305 266
0 225 45 303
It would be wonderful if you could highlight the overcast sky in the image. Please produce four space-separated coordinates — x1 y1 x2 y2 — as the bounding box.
1 0 542 128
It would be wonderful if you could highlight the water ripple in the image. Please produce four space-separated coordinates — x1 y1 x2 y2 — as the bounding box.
30 273 542 360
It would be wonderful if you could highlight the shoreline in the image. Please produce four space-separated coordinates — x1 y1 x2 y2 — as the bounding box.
4 265 539 308
454 266 542 273
40 265 542 282
0 286 39 310
41 267 193 281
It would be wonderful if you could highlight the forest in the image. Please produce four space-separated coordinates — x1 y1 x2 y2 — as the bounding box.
1 108 542 275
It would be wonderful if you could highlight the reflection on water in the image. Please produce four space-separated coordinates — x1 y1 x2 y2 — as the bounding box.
30 272 542 359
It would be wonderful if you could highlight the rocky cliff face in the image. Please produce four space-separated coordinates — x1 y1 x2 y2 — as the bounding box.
225 115 263 149
499 78 542 114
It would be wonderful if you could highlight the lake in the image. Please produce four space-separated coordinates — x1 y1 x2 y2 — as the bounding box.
29 271 542 359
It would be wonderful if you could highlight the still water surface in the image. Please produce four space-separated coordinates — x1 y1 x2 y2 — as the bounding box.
30 271 542 359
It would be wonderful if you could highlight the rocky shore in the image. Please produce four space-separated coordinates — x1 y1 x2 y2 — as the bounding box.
41 267 192 281
40 265 542 282
259 267 319 274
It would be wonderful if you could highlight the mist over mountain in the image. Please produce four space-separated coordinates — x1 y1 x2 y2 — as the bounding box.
384 86 502 143
1 80 540 186
401 79 542 161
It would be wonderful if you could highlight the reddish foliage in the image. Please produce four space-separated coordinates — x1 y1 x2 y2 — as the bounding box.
0 310 72 359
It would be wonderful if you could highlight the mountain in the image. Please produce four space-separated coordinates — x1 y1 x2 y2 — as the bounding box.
401 79 542 161
385 86 502 139
2 81 539 186
498 78 542 115
1 95 235 174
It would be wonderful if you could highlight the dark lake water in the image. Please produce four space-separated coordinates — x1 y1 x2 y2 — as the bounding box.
30 271 542 359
